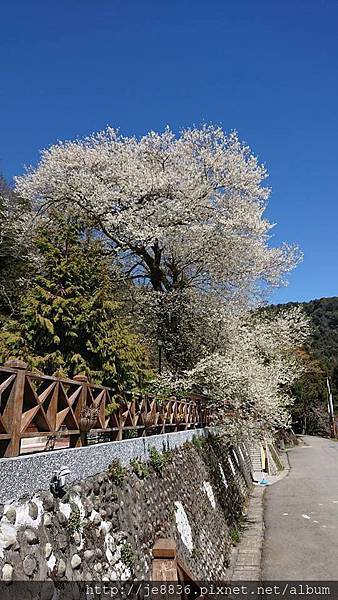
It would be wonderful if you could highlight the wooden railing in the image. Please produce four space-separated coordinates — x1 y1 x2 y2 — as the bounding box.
0 360 209 458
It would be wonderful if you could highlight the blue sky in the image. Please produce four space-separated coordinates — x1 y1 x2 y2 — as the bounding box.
1 0 338 304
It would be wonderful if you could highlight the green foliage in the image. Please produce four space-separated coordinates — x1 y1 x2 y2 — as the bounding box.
120 542 136 569
108 459 126 485
145 379 189 403
124 427 138 439
230 528 240 545
0 212 152 389
290 349 330 436
67 502 81 533
105 399 119 416
130 458 149 479
149 446 173 474
192 434 204 450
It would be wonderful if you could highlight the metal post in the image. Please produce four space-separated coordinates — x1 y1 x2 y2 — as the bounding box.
327 377 336 438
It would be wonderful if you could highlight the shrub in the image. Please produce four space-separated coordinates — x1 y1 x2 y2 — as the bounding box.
120 542 136 569
230 528 240 545
108 459 126 485
130 458 149 479
105 400 119 416
149 447 172 474
67 502 81 533
192 434 204 449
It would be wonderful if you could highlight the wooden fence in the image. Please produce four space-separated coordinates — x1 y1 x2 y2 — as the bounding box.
0 360 210 458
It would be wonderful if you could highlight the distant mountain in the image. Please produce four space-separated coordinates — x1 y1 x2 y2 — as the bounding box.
274 296 338 381
271 296 338 435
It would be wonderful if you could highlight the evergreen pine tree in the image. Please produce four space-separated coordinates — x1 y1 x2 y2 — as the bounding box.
0 213 151 389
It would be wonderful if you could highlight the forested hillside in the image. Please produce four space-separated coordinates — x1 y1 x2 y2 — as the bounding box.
303 297 338 373
276 297 338 382
271 297 338 435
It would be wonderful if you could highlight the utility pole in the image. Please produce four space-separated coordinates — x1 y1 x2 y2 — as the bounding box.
326 377 336 438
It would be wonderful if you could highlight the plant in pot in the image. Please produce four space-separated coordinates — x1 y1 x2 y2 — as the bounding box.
175 412 186 426
144 411 156 429
142 398 157 432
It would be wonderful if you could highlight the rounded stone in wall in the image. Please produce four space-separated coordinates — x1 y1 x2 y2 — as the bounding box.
71 554 82 569
23 555 37 577
57 511 68 525
41 492 54 511
2 564 13 582
84 480 93 494
104 505 114 519
84 499 93 515
56 558 66 577
2 533 16 550
45 543 52 559
84 549 95 561
104 483 112 496
5 506 16 524
92 514 101 526
73 531 82 546
57 533 68 551
28 501 39 520
25 529 39 545
93 497 100 511
43 514 52 527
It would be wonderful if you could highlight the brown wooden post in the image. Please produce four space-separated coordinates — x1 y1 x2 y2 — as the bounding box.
71 374 88 447
152 538 178 582
3 359 27 458
117 399 124 441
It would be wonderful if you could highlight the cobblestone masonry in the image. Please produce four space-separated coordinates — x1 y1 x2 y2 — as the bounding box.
0 433 253 591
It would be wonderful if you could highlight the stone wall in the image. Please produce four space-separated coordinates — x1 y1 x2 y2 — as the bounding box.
0 429 207 504
0 432 253 594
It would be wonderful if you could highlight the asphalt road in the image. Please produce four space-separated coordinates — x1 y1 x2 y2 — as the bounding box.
263 436 338 580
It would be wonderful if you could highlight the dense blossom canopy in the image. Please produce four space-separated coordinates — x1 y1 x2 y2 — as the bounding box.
15 125 309 437
16 125 301 306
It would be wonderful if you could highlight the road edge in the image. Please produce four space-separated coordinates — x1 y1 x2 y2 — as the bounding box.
229 486 266 581
229 449 291 581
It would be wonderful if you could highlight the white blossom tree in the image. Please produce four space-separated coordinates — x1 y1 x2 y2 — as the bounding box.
16 125 309 435
0 177 34 315
184 305 310 439
16 125 300 304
